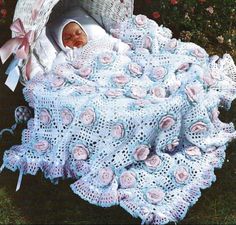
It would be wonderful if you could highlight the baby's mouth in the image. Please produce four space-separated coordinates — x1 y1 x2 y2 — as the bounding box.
74 41 84 47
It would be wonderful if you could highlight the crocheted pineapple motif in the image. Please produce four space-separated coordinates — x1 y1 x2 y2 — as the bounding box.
2 15 236 225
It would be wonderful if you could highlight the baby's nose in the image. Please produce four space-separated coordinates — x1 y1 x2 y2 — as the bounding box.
72 34 81 40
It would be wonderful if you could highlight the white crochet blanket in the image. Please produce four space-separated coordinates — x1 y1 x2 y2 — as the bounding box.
2 15 236 225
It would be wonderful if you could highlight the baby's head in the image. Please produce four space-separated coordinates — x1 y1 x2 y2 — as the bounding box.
49 7 107 52
62 22 88 48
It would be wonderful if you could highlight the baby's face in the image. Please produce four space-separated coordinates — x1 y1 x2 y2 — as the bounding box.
62 22 88 48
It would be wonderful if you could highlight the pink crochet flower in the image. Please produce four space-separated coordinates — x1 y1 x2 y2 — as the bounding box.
185 84 202 102
167 38 177 49
200 74 216 86
98 167 114 186
73 144 89 160
54 65 68 76
61 108 73 125
78 66 93 78
146 187 165 204
99 52 114 65
135 15 148 27
72 60 83 69
211 108 220 122
111 124 125 139
143 36 152 49
192 48 205 58
159 115 175 130
133 145 150 161
105 89 123 98
119 171 136 188
144 154 161 169
80 108 96 125
185 146 201 157
151 67 167 80
150 86 166 98
128 63 143 77
190 121 208 133
174 167 189 183
177 63 190 72
34 140 49 152
52 76 65 87
131 86 147 99
113 74 130 85
167 138 179 151
39 109 51 125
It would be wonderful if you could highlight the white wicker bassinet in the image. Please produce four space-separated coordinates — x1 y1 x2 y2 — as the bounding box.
12 0 134 83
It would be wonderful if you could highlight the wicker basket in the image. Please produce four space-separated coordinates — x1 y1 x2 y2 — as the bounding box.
12 0 134 82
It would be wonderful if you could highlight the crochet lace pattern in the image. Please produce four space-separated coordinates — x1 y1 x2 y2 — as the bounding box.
2 15 236 225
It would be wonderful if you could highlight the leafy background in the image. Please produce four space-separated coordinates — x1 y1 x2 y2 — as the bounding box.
0 0 235 224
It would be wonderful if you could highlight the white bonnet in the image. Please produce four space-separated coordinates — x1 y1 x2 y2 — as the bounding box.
49 7 107 51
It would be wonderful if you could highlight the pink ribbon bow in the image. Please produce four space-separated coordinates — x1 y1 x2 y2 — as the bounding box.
0 18 35 64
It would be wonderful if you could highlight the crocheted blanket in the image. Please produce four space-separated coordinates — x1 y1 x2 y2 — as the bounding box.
2 15 236 225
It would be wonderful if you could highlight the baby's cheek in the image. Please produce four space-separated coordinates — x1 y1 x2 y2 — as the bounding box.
63 40 72 48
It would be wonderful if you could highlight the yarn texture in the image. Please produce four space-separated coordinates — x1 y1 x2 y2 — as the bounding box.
2 15 236 225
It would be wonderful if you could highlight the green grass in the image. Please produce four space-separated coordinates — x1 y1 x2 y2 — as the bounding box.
0 187 27 224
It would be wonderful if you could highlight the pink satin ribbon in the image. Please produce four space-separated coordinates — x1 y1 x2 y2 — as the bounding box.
31 0 45 20
25 55 32 80
0 18 35 64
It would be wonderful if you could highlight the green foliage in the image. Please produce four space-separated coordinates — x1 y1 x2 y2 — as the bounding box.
134 0 236 59
0 187 27 224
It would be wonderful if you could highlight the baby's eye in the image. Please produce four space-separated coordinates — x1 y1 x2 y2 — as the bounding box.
64 35 72 40
76 30 82 35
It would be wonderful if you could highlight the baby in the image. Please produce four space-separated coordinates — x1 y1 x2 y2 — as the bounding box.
50 7 130 55
62 22 88 49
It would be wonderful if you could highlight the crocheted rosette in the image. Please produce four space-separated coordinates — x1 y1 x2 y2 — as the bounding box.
2 15 236 225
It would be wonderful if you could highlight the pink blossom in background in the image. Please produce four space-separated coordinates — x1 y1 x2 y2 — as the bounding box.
0 8 7 18
152 11 160 19
170 0 178 5
145 0 152 4
206 6 214 14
